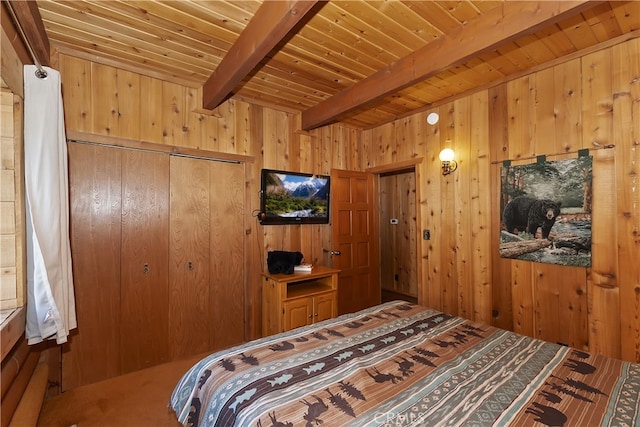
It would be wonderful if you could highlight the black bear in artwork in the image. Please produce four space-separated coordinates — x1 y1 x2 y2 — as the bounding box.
267 251 304 274
502 196 561 239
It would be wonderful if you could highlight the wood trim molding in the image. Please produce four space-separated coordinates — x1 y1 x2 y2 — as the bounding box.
366 157 423 174
66 130 255 164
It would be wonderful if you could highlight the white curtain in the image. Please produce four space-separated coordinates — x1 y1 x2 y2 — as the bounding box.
23 65 76 345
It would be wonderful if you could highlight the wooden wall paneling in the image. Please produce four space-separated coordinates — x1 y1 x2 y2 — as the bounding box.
554 59 583 152
120 150 170 373
115 69 140 140
161 81 186 147
533 264 561 343
581 47 618 358
296 117 314 262
453 97 473 319
421 109 443 310
614 38 640 362
531 66 565 345
586 62 621 360
469 91 492 324
488 84 513 330
168 156 211 359
183 86 202 150
210 161 245 350
64 142 122 390
139 76 164 144
559 267 588 349
262 108 291 254
506 75 535 337
440 104 458 315
90 63 118 137
346 126 362 172
59 55 91 134
216 101 236 154
328 125 347 171
234 100 252 156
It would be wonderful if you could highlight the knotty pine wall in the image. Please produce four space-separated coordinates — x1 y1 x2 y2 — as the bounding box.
55 35 638 361
362 36 640 362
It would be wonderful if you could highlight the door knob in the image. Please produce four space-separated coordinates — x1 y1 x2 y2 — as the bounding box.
330 250 341 256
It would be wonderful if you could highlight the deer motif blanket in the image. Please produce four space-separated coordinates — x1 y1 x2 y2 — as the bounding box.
169 301 640 426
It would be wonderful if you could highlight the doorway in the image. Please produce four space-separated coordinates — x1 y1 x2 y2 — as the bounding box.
377 167 419 304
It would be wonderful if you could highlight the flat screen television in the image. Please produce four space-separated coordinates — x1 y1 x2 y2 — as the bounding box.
259 168 330 225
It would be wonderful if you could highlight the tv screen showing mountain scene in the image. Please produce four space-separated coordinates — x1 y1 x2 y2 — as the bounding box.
260 169 330 225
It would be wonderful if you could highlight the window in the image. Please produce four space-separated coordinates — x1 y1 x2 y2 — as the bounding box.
1 78 25 326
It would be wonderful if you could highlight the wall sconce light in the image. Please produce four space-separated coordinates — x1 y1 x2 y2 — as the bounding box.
439 148 457 175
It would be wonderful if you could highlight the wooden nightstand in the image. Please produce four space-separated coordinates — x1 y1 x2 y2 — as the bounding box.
262 266 340 337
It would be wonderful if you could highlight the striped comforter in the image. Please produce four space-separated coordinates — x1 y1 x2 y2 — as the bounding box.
169 301 640 426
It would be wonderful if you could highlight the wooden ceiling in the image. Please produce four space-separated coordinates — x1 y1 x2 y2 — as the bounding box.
8 1 640 130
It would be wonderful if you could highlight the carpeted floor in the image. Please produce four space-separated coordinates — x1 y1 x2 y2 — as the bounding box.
38 353 207 427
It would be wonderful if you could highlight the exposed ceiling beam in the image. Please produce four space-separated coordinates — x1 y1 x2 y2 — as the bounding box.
202 0 321 110
3 0 50 66
301 1 599 131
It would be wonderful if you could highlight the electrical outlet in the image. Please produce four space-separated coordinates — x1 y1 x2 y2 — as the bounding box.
423 229 431 240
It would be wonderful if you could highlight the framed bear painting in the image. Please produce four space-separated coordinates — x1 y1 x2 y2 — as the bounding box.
499 155 592 267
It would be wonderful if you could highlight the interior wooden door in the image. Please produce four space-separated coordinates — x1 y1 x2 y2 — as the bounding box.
331 169 380 315
64 142 122 390
120 149 170 373
168 156 211 359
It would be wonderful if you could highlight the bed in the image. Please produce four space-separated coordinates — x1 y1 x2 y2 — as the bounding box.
169 301 640 426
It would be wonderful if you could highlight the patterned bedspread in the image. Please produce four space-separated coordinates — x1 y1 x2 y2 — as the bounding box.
169 301 640 426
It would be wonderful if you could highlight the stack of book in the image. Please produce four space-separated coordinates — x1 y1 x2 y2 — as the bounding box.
294 263 313 272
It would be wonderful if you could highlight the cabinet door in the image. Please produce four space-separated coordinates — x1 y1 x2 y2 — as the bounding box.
284 298 313 331
120 150 170 373
168 156 211 359
64 142 122 390
314 293 336 323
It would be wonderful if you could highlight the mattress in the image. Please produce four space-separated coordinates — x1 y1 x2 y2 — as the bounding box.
169 301 640 426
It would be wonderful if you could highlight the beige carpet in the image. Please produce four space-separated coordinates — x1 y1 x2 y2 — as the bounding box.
38 353 207 427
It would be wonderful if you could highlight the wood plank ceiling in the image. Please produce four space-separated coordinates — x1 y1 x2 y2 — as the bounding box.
11 1 640 129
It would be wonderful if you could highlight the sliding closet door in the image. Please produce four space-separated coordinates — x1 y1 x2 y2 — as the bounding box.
168 156 245 357
120 150 170 373
210 161 245 349
168 156 211 359
64 142 122 390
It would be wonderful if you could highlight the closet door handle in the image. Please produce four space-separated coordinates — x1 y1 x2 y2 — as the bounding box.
143 263 150 274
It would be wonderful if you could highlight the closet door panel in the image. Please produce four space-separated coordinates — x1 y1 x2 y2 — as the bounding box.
210 161 245 349
120 150 170 373
64 142 122 390
169 156 211 359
